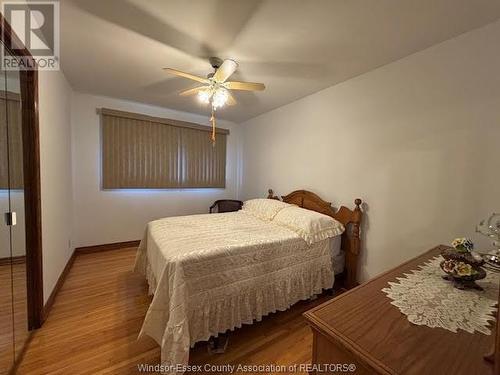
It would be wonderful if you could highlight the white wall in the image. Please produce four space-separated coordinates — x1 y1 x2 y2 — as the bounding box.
241 20 500 281
71 93 242 248
39 70 74 303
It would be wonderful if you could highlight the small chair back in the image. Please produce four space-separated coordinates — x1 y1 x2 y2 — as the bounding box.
209 199 243 213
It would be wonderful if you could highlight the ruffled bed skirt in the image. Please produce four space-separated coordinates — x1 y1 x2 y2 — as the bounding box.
189 261 333 344
136 247 334 347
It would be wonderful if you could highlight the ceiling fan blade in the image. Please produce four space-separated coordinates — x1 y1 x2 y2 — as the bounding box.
225 81 265 91
179 86 207 96
163 68 209 84
213 59 238 83
227 91 237 106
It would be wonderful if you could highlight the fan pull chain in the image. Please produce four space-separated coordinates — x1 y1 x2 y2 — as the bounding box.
210 106 216 146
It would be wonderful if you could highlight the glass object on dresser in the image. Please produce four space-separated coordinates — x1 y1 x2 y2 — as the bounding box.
0 46 28 372
477 213 500 272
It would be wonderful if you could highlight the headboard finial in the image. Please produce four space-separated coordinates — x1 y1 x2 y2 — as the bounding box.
354 198 362 211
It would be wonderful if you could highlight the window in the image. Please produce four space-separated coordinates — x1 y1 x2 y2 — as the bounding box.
99 108 228 189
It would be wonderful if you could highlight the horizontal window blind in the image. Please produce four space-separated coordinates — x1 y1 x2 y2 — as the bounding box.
100 108 228 189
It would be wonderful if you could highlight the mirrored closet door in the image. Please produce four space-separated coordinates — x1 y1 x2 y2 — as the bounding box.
0 54 14 374
0 45 29 373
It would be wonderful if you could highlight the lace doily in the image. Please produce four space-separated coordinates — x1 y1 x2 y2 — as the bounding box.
382 256 499 335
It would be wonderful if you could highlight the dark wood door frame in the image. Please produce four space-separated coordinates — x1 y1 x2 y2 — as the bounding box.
1 13 44 329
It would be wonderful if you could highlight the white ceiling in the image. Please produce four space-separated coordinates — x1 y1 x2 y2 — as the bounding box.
61 0 500 123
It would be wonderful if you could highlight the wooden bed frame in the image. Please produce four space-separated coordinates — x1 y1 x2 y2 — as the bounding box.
267 189 363 289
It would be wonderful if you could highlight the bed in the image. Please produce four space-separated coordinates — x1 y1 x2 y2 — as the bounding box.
134 189 363 372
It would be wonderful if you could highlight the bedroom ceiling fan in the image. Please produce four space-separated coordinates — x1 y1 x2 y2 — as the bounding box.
163 57 265 143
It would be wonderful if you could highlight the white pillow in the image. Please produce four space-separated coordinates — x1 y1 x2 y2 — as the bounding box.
272 206 345 244
241 198 291 221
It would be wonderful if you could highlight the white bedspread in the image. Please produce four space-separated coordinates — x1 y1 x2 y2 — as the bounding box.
134 211 335 372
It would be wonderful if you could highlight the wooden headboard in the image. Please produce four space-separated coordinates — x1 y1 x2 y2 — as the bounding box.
267 189 363 289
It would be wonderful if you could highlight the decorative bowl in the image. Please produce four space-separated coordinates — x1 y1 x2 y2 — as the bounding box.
440 248 486 290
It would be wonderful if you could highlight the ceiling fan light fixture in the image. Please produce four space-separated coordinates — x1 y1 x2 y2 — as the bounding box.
197 89 211 104
212 87 229 109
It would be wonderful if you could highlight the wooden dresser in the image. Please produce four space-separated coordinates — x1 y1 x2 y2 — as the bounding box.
304 246 497 375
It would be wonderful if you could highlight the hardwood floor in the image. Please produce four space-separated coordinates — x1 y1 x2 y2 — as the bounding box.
16 247 334 374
